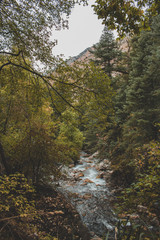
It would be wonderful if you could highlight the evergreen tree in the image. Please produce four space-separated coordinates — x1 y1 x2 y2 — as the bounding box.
90 27 122 78
89 28 130 159
123 14 160 152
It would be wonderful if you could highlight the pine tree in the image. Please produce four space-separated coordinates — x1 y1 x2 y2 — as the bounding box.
90 27 123 78
123 14 160 152
89 27 130 159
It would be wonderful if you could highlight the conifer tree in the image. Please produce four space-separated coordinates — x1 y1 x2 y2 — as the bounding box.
123 14 160 152
90 27 122 78
89 27 130 158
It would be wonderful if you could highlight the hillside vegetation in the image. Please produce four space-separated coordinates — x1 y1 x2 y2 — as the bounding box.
0 0 160 239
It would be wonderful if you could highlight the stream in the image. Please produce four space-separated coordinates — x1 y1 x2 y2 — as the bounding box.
57 152 117 238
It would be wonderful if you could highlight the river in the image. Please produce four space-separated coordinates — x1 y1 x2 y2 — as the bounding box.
58 152 117 239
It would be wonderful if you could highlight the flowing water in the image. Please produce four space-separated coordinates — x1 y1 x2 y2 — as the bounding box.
58 152 117 238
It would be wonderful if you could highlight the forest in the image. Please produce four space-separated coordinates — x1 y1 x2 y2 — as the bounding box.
0 0 160 239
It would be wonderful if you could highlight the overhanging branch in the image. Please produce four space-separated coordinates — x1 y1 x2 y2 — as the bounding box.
0 50 22 56
0 61 11 71
7 61 80 112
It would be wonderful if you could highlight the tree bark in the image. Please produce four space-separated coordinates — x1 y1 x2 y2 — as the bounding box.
0 142 10 174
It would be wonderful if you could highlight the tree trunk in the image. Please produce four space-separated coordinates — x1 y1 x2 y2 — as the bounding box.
0 142 10 174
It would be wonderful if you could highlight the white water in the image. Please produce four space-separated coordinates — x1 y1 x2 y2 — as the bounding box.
58 152 116 237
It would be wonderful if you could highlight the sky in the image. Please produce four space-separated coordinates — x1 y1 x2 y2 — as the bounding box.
51 0 104 60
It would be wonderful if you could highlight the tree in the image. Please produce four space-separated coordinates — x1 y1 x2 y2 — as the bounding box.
52 61 114 154
0 0 88 117
56 109 84 163
123 14 160 152
88 27 130 158
0 56 71 182
108 14 160 186
90 27 123 78
77 62 114 153
0 0 87 67
92 0 160 37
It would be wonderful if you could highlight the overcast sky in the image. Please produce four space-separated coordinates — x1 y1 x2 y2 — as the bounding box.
51 0 104 59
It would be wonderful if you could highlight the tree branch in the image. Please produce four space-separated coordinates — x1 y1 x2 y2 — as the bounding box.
0 51 22 56
0 61 11 71
8 61 80 112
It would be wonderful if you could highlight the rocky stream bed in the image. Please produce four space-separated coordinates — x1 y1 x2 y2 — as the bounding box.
57 152 117 239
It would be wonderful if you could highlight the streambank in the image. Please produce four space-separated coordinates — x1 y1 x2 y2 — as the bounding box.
0 183 91 240
35 185 91 240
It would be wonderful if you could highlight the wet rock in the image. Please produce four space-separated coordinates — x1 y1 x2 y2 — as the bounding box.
98 162 108 171
69 164 75 168
85 166 91 170
91 151 99 158
66 182 76 187
95 159 111 172
74 176 82 181
77 172 84 177
73 170 79 174
81 182 87 186
77 160 84 165
96 172 104 179
103 159 110 165
96 175 101 179
82 193 92 200
82 153 90 157
57 152 116 238
87 160 93 163
83 178 94 183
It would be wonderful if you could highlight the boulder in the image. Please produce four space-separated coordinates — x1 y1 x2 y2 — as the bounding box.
98 162 108 171
87 160 93 163
82 193 92 200
96 172 104 179
77 172 84 177
103 159 110 165
84 178 94 183
78 160 83 165
69 164 75 168
81 182 87 186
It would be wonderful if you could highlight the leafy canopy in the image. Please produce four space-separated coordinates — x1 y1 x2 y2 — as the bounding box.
92 0 160 37
0 0 87 66
0 55 71 182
